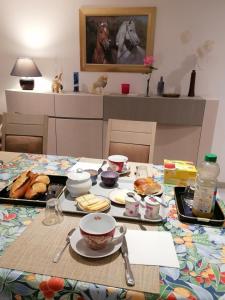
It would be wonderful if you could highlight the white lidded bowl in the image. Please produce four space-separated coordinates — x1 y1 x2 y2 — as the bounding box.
66 169 92 197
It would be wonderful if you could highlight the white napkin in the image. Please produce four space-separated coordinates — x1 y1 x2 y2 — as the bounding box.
126 230 179 268
69 162 102 172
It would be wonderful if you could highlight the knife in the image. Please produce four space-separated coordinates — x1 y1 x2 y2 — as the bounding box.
120 236 135 286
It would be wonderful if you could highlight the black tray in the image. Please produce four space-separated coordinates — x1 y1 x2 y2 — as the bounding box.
174 187 225 226
0 175 67 207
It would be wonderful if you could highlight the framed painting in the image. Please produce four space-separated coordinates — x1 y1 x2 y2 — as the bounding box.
79 7 156 72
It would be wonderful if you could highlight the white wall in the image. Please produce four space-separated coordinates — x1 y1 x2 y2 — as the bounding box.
0 0 225 179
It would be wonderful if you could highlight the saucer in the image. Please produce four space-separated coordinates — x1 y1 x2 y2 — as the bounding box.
70 229 122 258
143 214 165 222
102 164 130 175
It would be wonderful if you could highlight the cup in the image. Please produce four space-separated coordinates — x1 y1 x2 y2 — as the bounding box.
42 198 64 226
79 213 126 250
144 196 160 219
125 195 140 217
121 83 130 94
183 179 196 208
84 169 98 185
108 155 128 173
101 170 119 187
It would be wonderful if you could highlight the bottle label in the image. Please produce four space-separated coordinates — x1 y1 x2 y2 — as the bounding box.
192 185 214 213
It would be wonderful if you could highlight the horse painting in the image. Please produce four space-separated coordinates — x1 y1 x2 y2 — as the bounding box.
116 19 145 64
92 22 116 64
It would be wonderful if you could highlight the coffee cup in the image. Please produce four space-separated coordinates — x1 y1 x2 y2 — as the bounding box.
108 155 128 173
144 196 160 219
79 213 126 250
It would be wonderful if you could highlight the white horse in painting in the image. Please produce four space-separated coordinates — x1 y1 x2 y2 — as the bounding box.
116 19 145 64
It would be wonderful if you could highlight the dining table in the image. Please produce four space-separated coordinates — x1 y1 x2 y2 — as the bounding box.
0 151 224 300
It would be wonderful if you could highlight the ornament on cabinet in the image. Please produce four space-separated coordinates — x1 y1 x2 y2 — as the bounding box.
188 70 196 97
157 76 164 96
91 75 108 94
52 73 63 93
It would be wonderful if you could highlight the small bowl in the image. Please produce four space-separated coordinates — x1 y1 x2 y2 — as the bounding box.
101 170 119 187
85 169 98 185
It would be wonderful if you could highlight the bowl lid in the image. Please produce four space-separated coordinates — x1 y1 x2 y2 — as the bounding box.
68 169 90 182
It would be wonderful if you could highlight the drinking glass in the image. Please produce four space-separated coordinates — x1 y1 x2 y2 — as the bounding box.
183 179 196 208
42 198 64 226
136 165 148 178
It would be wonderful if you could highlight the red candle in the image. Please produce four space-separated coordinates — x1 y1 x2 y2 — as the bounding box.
121 83 130 94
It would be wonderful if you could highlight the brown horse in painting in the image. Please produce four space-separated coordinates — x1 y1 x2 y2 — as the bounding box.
92 22 114 64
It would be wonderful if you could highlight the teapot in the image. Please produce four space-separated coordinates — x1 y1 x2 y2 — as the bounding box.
66 169 92 197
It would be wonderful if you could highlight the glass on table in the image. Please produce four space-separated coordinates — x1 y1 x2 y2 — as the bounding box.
136 165 148 178
183 179 196 208
42 198 64 226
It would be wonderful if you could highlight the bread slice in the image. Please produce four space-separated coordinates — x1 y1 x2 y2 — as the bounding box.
9 171 50 200
9 171 33 199
25 182 47 199
34 175 50 185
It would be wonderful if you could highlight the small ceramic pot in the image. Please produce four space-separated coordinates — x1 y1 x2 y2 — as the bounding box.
84 169 98 185
66 169 92 197
125 195 140 217
144 196 160 219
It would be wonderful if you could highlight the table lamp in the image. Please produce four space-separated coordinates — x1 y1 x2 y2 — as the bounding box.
10 57 42 90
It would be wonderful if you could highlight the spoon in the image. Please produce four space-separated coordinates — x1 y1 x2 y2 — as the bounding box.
149 195 169 208
53 228 76 263
127 192 168 208
97 160 107 175
126 191 136 199
126 192 145 207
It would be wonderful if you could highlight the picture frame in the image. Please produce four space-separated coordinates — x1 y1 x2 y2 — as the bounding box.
79 7 156 73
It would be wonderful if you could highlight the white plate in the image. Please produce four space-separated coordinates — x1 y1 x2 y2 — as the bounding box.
102 164 130 175
70 229 122 258
109 188 141 205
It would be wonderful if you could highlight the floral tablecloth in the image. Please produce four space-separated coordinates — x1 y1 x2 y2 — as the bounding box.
0 153 224 300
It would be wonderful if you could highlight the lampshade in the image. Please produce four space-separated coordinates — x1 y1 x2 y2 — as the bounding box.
10 58 42 90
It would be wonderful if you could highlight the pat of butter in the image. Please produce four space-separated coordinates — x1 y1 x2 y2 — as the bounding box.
115 194 125 203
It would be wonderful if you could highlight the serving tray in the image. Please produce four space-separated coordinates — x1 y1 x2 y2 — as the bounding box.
59 178 169 223
0 175 67 206
174 186 225 226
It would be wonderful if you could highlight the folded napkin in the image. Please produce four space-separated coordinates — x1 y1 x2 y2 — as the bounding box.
126 230 179 268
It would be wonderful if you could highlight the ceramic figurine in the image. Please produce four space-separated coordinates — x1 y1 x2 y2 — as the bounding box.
52 73 63 93
92 75 108 94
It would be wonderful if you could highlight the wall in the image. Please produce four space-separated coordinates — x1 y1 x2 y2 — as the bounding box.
0 0 225 179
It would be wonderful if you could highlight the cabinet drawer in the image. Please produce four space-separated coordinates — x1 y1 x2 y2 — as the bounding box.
6 90 55 116
55 94 103 118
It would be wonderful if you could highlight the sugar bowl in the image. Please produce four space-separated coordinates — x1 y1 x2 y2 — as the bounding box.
66 169 92 197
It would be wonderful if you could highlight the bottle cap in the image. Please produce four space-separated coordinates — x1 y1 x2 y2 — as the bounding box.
204 153 217 162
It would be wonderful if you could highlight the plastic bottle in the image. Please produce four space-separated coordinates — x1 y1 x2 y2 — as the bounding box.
157 76 164 96
192 153 220 218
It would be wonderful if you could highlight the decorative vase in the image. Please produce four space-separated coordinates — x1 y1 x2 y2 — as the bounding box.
145 73 152 97
188 70 196 97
